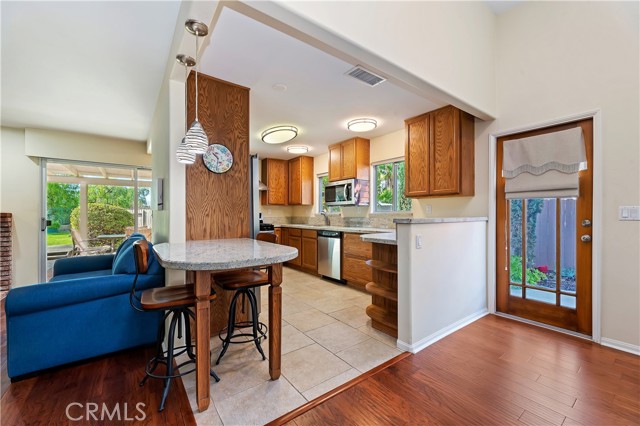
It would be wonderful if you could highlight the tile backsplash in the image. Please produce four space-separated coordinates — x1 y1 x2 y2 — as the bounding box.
263 213 411 229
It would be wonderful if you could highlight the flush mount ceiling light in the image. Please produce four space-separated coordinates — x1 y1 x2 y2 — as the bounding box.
176 54 196 164
261 126 298 144
286 146 308 154
347 118 377 132
183 19 209 155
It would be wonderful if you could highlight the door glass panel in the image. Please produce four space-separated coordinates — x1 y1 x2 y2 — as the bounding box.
510 285 523 298
526 199 555 290
509 199 523 285
560 198 577 294
560 294 576 309
526 288 556 305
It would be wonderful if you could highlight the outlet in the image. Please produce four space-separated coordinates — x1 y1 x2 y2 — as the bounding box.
424 204 432 214
267 209 272 215
416 234 423 249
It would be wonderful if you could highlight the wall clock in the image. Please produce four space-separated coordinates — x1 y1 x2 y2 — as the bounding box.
203 143 233 173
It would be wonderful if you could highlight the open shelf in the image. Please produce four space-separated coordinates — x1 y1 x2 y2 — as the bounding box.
365 304 397 330
365 282 398 302
365 259 398 274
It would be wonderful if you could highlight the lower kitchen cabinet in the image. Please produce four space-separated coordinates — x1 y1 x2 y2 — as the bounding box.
301 230 318 273
287 231 302 267
342 233 372 289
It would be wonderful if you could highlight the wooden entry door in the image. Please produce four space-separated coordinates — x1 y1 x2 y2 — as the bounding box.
496 119 593 335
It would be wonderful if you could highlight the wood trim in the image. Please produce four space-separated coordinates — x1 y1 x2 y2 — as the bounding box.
265 352 411 426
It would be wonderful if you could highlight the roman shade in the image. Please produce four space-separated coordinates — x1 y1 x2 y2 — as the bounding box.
502 127 587 199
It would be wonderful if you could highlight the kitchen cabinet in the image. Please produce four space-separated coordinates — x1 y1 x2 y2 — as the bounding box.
328 137 370 182
274 227 282 244
341 232 372 289
365 244 398 338
301 230 318 273
288 156 314 205
405 105 474 197
286 228 302 267
261 158 288 205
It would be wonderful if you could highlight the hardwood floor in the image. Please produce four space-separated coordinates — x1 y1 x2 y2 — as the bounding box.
0 295 195 426
275 315 640 426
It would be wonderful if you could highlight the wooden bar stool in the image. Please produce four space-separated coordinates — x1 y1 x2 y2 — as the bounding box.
212 233 277 364
129 240 219 412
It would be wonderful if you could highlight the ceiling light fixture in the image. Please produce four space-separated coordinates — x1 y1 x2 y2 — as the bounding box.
261 126 298 144
183 19 209 154
176 54 196 164
286 146 308 154
347 118 377 132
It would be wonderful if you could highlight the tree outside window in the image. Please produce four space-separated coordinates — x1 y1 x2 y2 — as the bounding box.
374 161 411 212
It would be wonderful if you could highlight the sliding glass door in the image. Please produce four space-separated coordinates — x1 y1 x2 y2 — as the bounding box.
41 159 151 281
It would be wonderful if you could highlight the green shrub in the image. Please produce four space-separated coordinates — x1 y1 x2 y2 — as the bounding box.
70 203 133 246
510 255 547 285
50 220 61 230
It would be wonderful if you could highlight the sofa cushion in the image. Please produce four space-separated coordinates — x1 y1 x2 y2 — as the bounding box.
49 269 112 282
112 233 145 275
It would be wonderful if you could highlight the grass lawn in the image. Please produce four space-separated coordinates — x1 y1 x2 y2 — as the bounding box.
47 231 72 246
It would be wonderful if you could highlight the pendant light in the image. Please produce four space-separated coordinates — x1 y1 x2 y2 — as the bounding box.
176 54 196 164
184 19 209 154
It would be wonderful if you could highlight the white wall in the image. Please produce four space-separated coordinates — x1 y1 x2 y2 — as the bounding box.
487 1 640 347
397 221 487 352
25 129 150 167
0 127 41 286
277 0 496 117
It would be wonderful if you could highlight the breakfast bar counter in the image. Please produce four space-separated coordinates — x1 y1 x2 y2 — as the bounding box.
153 238 298 412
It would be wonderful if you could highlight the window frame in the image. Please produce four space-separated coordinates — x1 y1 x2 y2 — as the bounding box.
371 158 410 213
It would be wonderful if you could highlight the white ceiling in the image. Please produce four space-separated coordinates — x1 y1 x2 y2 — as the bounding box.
200 7 442 160
485 1 524 15
0 1 181 141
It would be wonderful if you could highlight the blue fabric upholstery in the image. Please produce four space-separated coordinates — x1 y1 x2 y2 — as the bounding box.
6 235 165 378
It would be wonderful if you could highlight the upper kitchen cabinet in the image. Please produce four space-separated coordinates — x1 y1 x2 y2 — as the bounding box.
288 156 314 205
261 158 288 205
328 137 370 182
405 105 474 197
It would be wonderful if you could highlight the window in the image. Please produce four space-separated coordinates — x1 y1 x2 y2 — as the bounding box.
318 174 341 214
373 160 411 212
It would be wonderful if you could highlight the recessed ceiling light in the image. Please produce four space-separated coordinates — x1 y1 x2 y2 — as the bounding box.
286 146 308 154
261 126 298 144
347 118 377 132
272 83 288 92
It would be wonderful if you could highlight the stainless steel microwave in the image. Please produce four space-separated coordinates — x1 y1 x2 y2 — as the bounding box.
324 179 369 206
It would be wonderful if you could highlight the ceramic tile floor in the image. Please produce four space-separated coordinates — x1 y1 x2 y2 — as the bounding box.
179 267 401 426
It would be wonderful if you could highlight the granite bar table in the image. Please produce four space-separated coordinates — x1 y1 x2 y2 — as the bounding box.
153 238 298 412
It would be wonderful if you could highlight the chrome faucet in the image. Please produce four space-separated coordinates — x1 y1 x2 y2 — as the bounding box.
320 210 330 226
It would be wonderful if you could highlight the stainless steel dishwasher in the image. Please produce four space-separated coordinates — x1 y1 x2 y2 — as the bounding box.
317 230 343 282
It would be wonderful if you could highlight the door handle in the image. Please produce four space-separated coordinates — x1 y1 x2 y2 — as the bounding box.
581 235 592 243
581 219 592 227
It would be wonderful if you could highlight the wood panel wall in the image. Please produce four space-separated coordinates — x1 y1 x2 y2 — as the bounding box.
185 73 251 334
185 72 251 241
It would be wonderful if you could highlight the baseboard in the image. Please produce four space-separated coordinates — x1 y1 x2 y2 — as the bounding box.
601 337 640 356
397 308 488 353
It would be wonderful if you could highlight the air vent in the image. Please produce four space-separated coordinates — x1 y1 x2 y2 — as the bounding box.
345 65 386 87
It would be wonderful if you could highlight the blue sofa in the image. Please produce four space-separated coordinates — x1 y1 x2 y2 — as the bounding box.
6 234 165 378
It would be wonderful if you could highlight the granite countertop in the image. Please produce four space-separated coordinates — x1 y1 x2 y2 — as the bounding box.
360 232 397 245
153 238 298 271
276 224 392 234
394 217 489 224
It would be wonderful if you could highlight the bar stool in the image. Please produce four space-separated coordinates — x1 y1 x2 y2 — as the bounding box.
129 239 220 412
212 233 278 364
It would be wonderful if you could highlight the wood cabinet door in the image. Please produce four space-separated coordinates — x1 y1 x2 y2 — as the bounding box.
274 228 282 244
342 257 371 288
288 157 302 205
341 138 356 179
287 236 302 266
281 228 289 246
261 159 288 205
328 144 342 181
405 115 430 197
429 106 460 195
301 237 318 272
